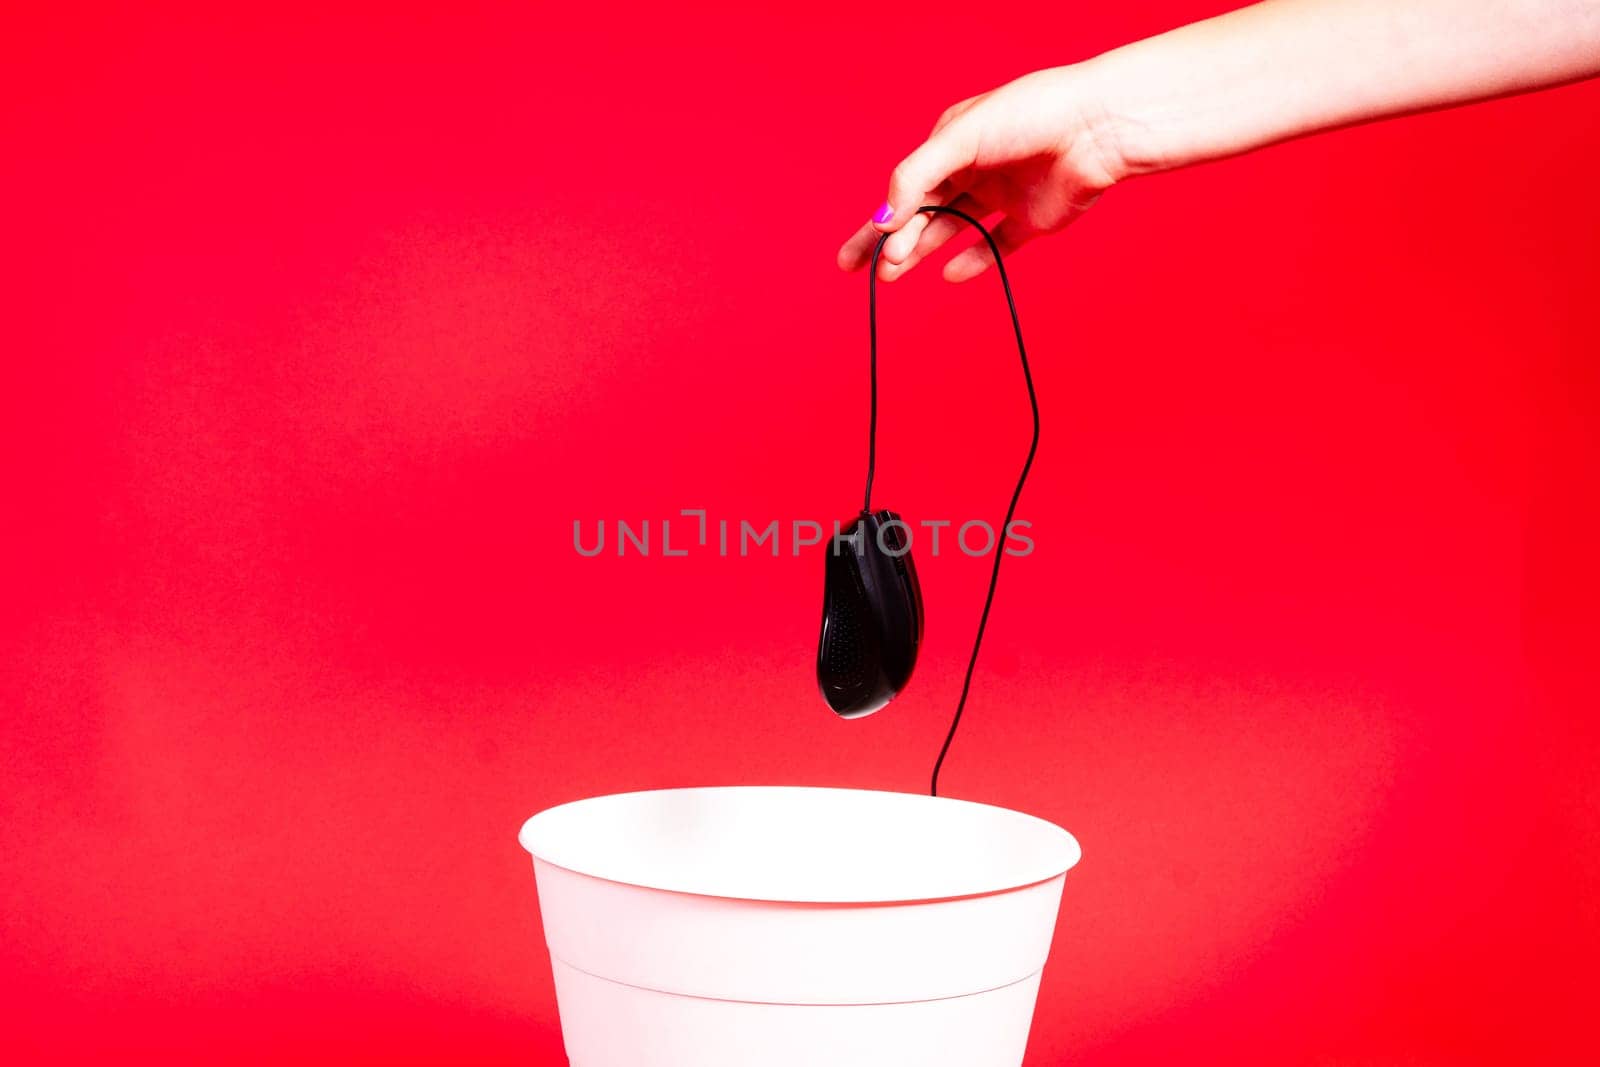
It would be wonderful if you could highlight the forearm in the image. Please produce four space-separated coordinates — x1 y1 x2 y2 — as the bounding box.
1083 0 1600 176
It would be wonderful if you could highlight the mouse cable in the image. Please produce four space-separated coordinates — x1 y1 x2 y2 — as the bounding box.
864 205 1041 798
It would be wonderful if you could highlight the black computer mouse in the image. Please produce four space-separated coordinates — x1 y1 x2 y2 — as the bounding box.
816 509 923 718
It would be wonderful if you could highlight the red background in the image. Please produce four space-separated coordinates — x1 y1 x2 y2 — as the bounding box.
4 3 1597 1063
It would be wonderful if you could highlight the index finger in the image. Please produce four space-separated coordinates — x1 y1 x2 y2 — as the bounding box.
837 219 884 272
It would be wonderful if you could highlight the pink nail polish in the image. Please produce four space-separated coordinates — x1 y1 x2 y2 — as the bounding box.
872 203 894 225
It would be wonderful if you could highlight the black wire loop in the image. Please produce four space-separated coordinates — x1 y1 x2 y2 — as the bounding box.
863 206 1042 797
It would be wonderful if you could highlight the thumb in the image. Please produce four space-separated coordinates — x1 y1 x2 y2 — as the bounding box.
873 116 980 233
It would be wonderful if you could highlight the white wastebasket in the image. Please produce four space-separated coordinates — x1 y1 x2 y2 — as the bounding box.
519 786 1080 1067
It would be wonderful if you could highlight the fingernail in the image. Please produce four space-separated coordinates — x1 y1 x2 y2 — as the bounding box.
872 202 894 225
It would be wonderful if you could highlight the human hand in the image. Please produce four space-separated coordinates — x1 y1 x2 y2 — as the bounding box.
839 0 1600 285
837 67 1129 284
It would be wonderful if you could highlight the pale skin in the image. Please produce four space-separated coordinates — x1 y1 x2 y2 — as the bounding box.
840 0 1600 282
